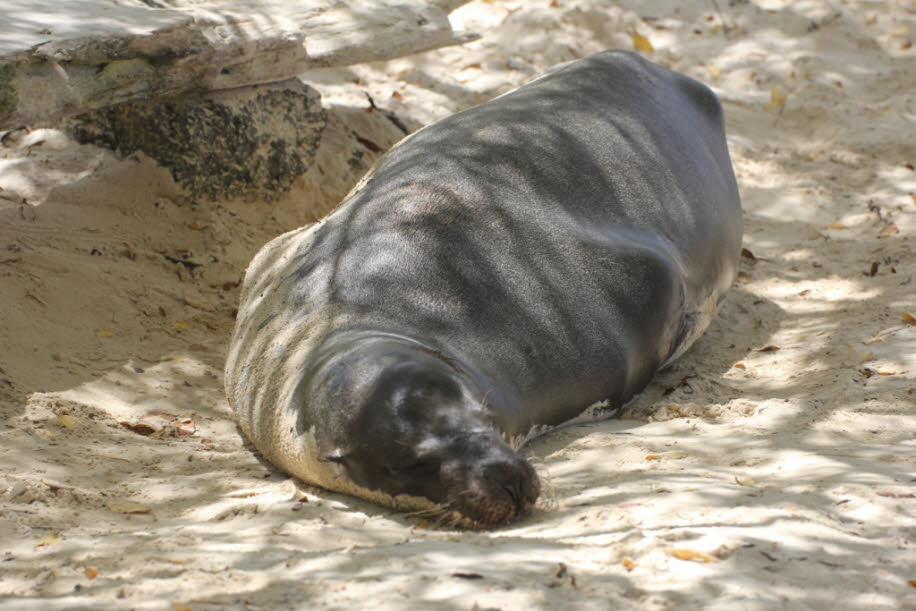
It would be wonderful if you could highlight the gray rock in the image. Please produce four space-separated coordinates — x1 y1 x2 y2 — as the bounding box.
67 79 327 200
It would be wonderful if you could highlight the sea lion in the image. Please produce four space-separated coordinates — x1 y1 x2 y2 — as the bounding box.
225 50 742 526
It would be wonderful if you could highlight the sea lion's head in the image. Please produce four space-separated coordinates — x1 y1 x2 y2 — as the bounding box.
308 339 539 526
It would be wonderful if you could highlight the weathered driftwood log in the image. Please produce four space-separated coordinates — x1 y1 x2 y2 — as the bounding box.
0 0 477 130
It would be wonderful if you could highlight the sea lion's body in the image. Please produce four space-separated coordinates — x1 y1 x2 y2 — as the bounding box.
225 50 742 525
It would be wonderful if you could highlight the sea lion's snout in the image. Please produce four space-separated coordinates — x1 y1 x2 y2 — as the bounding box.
439 434 540 525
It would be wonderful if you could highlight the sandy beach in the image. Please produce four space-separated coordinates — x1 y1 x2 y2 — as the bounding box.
1 0 914 609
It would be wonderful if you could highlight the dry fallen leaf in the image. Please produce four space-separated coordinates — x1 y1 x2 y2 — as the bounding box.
171 320 191 331
766 86 787 111
37 533 63 547
120 421 157 436
757 345 781 352
84 566 99 579
622 557 635 571
866 262 879 277
106 501 151 514
902 312 916 325
879 224 899 238
55 414 75 429
646 451 689 461
733 362 746 370
632 31 655 53
171 603 191 611
97 329 114 338
827 222 848 229
706 65 721 80
174 420 196 436
669 548 719 563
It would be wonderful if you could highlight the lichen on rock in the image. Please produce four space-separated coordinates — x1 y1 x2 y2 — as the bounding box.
67 78 327 200
0 64 16 126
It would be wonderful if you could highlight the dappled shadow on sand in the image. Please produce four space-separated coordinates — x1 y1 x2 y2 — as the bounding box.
1 0 914 608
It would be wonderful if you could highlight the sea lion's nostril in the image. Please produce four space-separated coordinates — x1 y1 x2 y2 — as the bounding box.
503 483 520 504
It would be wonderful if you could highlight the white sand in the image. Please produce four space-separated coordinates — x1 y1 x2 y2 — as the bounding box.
1 1 914 609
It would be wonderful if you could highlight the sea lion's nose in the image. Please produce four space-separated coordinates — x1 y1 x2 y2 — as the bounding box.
437 432 541 525
480 457 541 522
